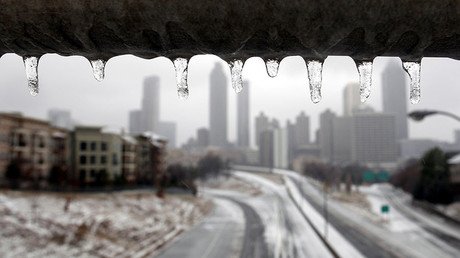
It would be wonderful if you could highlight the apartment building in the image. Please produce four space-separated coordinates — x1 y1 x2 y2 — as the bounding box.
71 127 122 185
0 113 70 185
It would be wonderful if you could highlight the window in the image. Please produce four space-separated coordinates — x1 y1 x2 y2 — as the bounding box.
79 155 87 164
101 142 107 151
90 169 96 177
80 141 87 151
112 153 118 165
90 141 97 151
90 155 96 164
100 155 107 164
79 170 86 181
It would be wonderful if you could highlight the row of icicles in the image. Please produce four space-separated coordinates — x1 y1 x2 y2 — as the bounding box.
22 56 422 104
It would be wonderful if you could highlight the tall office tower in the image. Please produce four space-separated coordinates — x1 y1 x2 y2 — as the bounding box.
255 112 270 147
259 130 274 167
158 121 177 148
48 108 73 129
237 80 250 147
295 111 310 146
142 76 160 132
455 130 460 145
382 60 408 140
319 109 336 162
197 128 210 148
352 113 398 164
332 116 353 163
286 120 296 163
129 110 144 135
343 82 360 116
273 127 288 168
209 63 228 147
270 118 280 129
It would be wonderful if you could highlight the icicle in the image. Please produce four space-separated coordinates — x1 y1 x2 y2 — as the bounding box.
229 59 244 93
402 61 421 104
265 59 279 78
23 56 39 96
356 61 373 103
90 59 106 82
306 60 323 103
173 57 189 99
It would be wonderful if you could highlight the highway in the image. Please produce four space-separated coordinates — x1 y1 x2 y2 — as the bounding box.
157 168 460 258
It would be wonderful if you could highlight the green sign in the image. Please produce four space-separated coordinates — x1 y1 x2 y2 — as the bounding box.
376 170 390 182
363 170 375 182
381 205 390 213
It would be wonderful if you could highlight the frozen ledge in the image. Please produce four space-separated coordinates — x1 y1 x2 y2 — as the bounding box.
0 0 459 61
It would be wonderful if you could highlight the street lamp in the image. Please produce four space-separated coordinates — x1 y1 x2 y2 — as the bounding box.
408 110 460 123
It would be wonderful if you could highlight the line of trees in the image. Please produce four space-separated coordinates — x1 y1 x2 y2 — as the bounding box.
164 153 228 195
391 148 454 204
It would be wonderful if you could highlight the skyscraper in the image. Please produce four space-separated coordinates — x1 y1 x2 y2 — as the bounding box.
332 116 353 163
382 60 408 140
129 110 143 135
319 109 336 162
209 63 228 147
259 130 274 167
142 76 160 132
197 128 210 148
294 111 310 146
158 121 177 148
255 112 269 147
352 112 397 164
343 82 360 116
237 80 250 147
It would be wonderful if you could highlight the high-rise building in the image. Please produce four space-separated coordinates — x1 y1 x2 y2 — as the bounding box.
142 76 160 132
294 111 310 146
343 83 360 117
382 60 408 140
48 109 73 129
352 113 398 164
158 121 177 148
286 120 296 163
332 116 353 163
255 112 270 147
455 130 460 145
209 63 228 147
237 80 250 147
196 128 210 148
259 130 274 167
273 127 288 168
129 110 144 135
270 118 280 129
319 109 336 162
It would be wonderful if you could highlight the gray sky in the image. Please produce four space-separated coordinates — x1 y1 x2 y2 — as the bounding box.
0 54 460 146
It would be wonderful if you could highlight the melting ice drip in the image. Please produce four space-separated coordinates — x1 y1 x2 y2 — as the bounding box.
229 59 244 93
306 60 323 103
265 59 279 78
173 57 189 99
402 61 421 104
356 61 373 103
90 59 106 82
23 56 39 96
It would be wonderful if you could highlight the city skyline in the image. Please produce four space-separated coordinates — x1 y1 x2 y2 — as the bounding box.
1 54 460 146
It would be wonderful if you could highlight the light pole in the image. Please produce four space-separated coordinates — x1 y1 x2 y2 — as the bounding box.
408 110 460 123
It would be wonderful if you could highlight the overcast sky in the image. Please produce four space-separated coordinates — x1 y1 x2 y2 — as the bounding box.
1 54 460 147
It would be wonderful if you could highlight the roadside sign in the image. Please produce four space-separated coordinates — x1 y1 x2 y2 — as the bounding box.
363 170 375 183
381 205 390 214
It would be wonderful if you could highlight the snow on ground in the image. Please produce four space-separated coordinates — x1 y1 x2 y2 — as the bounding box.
283 176 365 258
233 171 334 258
0 190 209 258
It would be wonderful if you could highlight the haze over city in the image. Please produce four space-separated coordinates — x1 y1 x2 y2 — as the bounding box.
1 54 460 146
